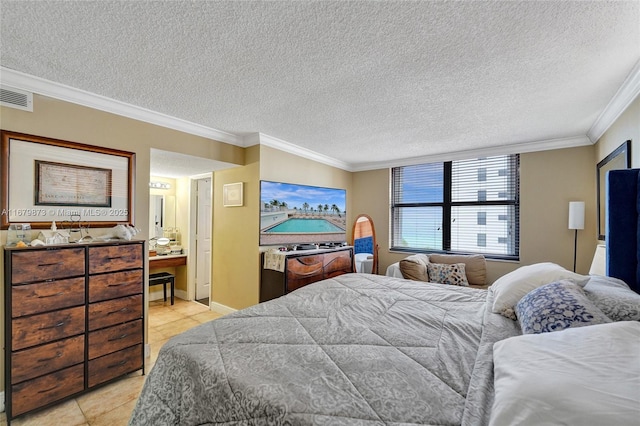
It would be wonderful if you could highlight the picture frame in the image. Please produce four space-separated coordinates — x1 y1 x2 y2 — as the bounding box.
596 140 631 240
1 130 135 229
223 182 243 207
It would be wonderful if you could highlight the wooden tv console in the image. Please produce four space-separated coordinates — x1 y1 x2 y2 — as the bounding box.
260 246 354 302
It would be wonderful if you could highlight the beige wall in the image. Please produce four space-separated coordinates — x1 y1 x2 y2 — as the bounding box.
355 145 598 284
210 145 354 311
212 146 261 309
0 95 245 393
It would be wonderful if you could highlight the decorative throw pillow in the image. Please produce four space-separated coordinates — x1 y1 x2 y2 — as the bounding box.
584 275 640 322
429 253 487 286
426 263 469 286
515 280 611 334
491 262 590 320
399 254 430 281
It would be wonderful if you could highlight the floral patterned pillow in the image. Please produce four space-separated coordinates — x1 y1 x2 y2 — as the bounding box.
515 280 612 334
426 263 469 286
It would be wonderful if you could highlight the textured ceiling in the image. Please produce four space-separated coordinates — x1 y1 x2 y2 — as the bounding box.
150 149 237 179
1 1 639 171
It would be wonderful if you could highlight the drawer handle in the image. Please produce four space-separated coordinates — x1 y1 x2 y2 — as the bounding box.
38 261 62 267
39 292 65 299
108 307 130 315
37 352 63 363
108 360 127 369
40 321 65 330
38 384 59 394
108 256 123 260
108 283 128 287
109 333 129 341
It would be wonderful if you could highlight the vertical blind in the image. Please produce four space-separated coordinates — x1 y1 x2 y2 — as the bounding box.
391 155 519 258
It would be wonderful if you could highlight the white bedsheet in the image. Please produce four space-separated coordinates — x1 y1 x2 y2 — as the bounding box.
490 321 640 426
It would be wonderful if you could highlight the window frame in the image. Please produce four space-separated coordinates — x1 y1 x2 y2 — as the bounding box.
390 155 520 260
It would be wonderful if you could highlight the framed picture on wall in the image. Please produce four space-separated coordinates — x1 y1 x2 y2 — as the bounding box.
223 182 243 207
1 130 135 229
596 140 631 240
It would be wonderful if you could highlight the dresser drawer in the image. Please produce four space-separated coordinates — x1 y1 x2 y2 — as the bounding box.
286 255 324 292
12 306 85 351
11 335 84 384
323 250 353 277
89 244 142 274
89 269 143 302
11 248 85 284
89 294 143 331
12 277 85 318
88 319 143 359
88 344 143 388
11 364 84 417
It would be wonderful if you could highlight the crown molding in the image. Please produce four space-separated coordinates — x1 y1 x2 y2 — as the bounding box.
256 132 353 171
242 133 262 146
0 67 612 173
0 67 242 146
587 59 640 143
350 135 593 172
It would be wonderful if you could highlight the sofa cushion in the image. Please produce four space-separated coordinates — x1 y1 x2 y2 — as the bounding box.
399 254 430 281
428 254 487 286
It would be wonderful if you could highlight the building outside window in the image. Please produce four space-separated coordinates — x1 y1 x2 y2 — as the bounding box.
391 154 519 259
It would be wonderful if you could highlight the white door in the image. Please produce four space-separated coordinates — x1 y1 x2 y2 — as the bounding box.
196 178 212 301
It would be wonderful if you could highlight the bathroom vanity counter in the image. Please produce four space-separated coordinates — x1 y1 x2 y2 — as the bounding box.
149 253 187 269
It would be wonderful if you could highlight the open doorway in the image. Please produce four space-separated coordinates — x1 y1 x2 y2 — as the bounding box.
194 177 212 307
148 149 237 311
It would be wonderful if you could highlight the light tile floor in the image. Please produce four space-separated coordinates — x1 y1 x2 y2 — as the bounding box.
1 298 221 426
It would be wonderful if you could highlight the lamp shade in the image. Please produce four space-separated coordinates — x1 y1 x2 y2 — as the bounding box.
568 201 585 230
589 244 606 275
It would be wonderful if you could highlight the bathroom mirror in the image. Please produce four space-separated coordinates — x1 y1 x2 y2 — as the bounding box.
164 195 176 229
149 194 176 239
149 194 164 238
352 214 378 274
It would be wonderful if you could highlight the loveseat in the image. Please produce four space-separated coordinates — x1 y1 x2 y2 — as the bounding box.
386 253 488 288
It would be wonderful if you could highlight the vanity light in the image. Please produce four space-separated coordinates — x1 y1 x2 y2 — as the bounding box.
149 181 171 189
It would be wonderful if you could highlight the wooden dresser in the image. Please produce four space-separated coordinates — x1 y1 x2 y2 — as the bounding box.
3 240 144 421
260 247 354 302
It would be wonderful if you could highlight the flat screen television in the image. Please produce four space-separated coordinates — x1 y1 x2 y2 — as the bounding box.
260 180 347 247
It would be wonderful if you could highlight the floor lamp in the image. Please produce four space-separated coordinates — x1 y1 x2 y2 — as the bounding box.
568 201 585 272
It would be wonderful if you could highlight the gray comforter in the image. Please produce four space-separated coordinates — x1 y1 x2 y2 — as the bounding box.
130 273 519 425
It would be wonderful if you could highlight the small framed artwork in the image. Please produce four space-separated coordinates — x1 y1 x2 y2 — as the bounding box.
223 182 243 207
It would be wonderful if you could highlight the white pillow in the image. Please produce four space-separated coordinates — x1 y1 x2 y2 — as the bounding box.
490 262 590 319
490 321 640 426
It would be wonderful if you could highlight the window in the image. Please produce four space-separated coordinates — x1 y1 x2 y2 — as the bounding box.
391 154 519 259
477 211 486 225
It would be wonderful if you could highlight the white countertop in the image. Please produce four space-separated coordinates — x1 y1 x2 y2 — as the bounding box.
149 253 187 260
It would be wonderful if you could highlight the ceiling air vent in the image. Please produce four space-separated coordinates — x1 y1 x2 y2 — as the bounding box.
1 86 33 112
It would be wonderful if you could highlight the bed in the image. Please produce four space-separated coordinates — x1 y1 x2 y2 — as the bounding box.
130 169 640 426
